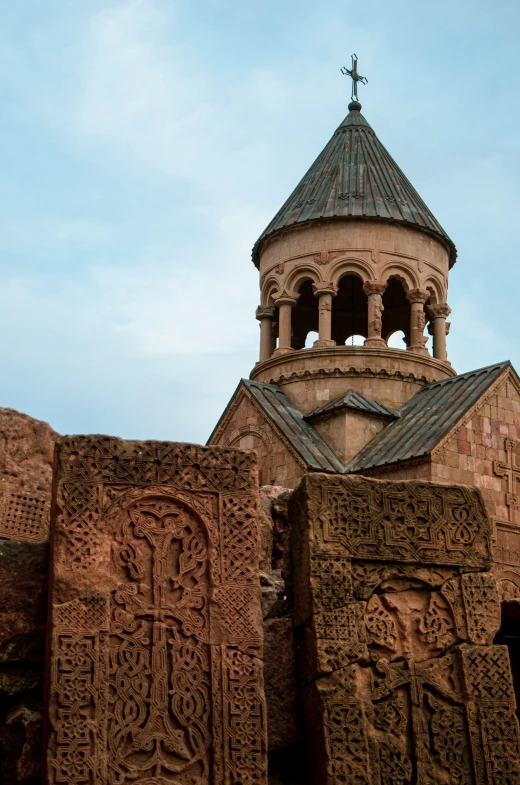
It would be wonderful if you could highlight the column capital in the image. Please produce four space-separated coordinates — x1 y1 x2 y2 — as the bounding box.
255 305 276 321
362 280 387 297
428 303 452 320
312 281 338 298
406 288 429 305
273 289 300 308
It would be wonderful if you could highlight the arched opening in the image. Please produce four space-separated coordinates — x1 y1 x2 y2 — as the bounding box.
382 278 410 347
291 280 318 349
304 330 319 348
331 274 368 345
494 600 520 717
387 330 407 350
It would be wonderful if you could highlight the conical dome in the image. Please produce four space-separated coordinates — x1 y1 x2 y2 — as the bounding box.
252 101 456 267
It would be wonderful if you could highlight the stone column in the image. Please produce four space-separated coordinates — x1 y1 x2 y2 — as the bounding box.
362 280 387 347
312 281 338 348
255 306 276 362
406 288 429 355
273 292 299 356
428 303 451 361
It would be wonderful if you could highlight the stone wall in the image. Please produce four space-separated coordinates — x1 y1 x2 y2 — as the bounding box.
430 371 520 601
210 392 307 488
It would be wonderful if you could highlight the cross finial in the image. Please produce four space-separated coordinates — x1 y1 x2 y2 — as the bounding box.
341 54 368 102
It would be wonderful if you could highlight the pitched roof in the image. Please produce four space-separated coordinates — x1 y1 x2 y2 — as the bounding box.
252 101 456 268
208 379 344 473
345 361 511 473
305 390 399 422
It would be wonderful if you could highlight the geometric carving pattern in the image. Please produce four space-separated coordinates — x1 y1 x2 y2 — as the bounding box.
47 437 267 785
0 489 50 542
310 475 491 567
291 473 520 785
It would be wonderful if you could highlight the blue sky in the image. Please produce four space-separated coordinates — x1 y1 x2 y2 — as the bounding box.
0 0 518 442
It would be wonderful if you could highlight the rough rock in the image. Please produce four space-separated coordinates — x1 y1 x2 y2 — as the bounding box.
0 407 59 542
264 616 300 751
0 668 42 698
0 698 42 785
0 541 49 663
260 569 286 619
260 486 293 571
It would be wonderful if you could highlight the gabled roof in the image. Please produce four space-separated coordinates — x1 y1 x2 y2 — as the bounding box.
304 390 399 422
345 361 511 473
208 379 344 473
252 101 456 268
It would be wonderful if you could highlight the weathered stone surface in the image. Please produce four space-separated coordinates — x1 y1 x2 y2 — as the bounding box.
0 541 48 663
263 617 300 751
0 698 42 785
291 473 520 784
0 407 59 543
47 437 268 785
0 668 42 698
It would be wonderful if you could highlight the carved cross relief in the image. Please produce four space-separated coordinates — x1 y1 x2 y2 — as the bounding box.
493 438 520 520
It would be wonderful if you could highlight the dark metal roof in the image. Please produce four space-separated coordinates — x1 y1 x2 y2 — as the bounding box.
242 380 344 472
252 101 456 268
305 390 399 422
207 379 343 473
345 361 511 473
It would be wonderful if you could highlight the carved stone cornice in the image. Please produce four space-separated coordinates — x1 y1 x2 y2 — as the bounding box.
312 281 338 298
362 280 387 297
255 306 276 321
406 288 429 305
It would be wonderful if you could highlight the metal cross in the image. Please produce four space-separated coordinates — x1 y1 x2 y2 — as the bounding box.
341 54 368 101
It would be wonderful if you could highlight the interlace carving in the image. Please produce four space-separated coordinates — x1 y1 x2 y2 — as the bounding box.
418 594 456 651
0 489 50 542
308 476 491 567
364 595 397 652
291 474 519 785
48 438 267 785
108 497 210 783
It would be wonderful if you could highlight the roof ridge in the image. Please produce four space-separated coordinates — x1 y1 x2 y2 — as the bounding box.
419 361 510 391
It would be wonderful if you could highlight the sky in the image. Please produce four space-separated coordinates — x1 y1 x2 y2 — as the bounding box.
0 0 518 442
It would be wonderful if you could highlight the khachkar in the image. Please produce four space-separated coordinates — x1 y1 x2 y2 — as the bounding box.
45 437 268 785
291 474 520 785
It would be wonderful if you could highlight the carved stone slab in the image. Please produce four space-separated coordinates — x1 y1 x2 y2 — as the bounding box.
46 437 267 785
291 473 520 785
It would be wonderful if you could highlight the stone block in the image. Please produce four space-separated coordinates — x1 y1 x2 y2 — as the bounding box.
290 473 519 784
46 437 268 785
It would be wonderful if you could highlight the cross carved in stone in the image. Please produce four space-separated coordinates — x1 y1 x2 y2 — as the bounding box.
493 438 520 520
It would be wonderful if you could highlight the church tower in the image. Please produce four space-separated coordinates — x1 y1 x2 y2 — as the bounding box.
251 96 455 410
209 89 461 487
